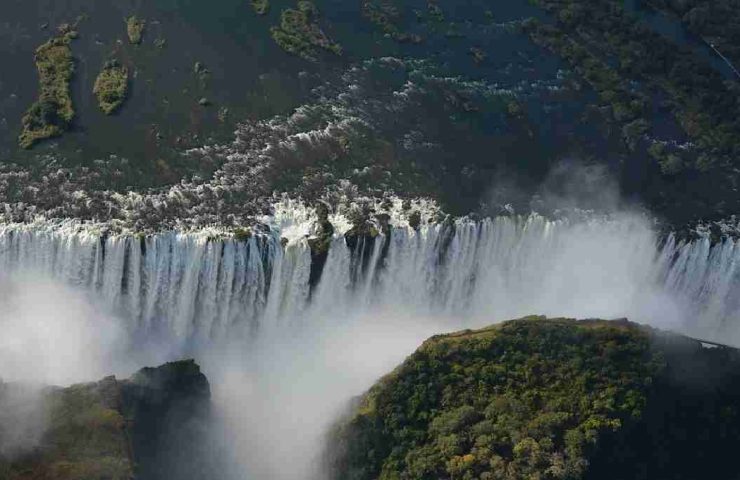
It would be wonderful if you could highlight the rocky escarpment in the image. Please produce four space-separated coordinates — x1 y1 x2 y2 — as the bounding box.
0 360 211 480
327 316 740 480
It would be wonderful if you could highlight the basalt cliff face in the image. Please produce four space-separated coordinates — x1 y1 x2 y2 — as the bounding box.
0 360 211 480
328 317 740 480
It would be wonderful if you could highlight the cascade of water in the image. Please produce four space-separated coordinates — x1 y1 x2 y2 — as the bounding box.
1 212 739 345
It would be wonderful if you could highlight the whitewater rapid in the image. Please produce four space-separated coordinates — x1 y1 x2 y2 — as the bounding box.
1 209 738 345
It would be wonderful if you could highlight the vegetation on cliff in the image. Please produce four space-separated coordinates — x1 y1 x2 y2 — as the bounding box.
18 33 76 149
0 360 210 480
0 377 133 480
330 317 661 480
93 60 129 115
329 316 740 480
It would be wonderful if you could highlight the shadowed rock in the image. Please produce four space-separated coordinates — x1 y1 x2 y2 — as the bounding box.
0 360 212 480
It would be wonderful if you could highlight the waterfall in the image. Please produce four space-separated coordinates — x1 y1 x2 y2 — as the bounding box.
3 209 740 480
1 212 739 345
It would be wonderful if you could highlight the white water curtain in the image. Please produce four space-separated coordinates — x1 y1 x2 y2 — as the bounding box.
1 212 738 346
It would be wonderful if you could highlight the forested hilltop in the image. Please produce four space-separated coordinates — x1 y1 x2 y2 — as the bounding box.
328 317 740 480
1 0 739 229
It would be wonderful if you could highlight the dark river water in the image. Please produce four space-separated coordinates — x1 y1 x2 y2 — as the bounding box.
0 0 559 180
0 0 316 167
0 0 733 222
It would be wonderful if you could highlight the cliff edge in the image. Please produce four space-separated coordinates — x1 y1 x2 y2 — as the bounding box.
328 316 740 480
0 359 210 480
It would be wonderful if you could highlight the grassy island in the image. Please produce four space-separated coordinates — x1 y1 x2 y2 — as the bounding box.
93 60 129 115
251 0 270 15
18 34 76 149
271 1 342 61
126 16 146 45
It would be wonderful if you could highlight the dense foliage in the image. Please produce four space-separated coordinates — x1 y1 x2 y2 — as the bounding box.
330 317 740 480
330 317 664 480
270 1 342 61
0 360 211 480
0 378 132 480
93 60 129 115
126 16 145 45
18 31 77 149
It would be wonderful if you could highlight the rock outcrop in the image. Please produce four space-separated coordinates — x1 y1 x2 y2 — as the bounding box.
120 360 212 480
0 360 210 480
308 201 335 287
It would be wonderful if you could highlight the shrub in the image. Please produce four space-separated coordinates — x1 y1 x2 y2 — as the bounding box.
126 16 145 44
93 60 129 114
18 35 75 148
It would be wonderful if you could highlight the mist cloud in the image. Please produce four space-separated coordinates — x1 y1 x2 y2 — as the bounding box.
0 381 46 459
201 309 453 480
0 273 147 460
0 274 134 385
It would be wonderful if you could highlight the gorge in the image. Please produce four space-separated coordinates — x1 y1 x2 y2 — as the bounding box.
3 0 740 477
1 204 738 344
1 202 739 478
